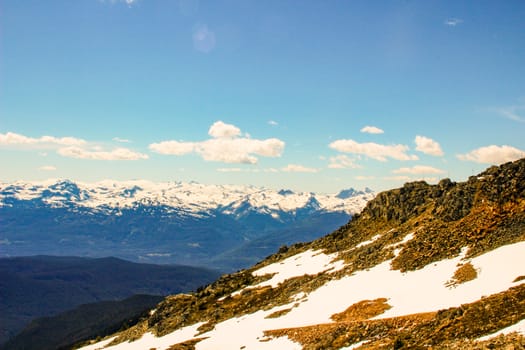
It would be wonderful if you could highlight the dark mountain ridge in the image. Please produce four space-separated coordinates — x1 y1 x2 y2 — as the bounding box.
0 256 219 345
2 294 164 350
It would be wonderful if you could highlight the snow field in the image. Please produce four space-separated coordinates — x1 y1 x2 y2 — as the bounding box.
251 249 346 288
79 241 525 350
78 323 205 350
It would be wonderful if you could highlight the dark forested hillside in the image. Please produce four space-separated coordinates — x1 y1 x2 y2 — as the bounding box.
0 256 219 345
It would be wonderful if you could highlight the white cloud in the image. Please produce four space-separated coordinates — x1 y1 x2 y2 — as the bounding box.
328 155 361 169
329 139 418 161
355 175 375 180
457 145 525 164
148 140 196 156
193 23 216 53
1 131 147 161
208 121 241 138
39 165 57 171
282 164 319 173
216 167 279 173
58 146 149 160
200 138 284 164
149 121 285 164
445 18 463 26
415 135 444 156
113 137 131 143
495 104 525 123
268 120 279 126
360 126 384 134
392 165 445 174
0 132 86 146
217 168 243 172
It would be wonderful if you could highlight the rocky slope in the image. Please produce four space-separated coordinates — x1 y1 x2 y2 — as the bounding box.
0 181 374 271
77 158 525 349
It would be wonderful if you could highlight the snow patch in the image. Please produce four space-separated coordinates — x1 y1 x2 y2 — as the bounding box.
477 318 525 341
340 340 369 349
355 234 381 248
251 249 346 289
78 337 117 350
78 323 205 350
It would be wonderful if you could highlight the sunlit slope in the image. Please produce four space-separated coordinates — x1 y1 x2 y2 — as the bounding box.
78 158 525 350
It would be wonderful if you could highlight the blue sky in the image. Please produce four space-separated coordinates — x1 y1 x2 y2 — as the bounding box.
1 0 524 193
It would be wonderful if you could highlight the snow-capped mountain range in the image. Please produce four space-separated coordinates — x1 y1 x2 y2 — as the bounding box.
0 179 374 217
0 180 374 271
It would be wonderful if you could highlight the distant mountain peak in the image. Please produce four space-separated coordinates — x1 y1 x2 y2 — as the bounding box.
277 189 294 196
0 179 375 216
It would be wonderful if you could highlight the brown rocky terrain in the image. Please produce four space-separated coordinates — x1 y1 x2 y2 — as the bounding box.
76 158 525 350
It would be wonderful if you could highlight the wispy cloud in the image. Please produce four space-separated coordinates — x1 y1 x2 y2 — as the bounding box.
355 175 375 180
360 126 384 134
282 164 319 173
444 18 463 27
38 165 57 171
1 131 147 161
0 132 86 147
495 104 525 123
113 137 131 143
58 146 148 160
328 155 361 169
457 145 525 164
415 135 444 156
216 167 279 173
100 0 138 5
329 139 418 161
392 165 445 174
268 120 279 126
217 167 243 173
149 121 285 164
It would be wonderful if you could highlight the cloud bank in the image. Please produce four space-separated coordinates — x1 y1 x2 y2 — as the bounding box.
149 121 285 164
58 146 148 160
38 165 57 171
282 164 319 173
457 145 525 164
329 139 418 161
0 132 86 146
1 131 147 161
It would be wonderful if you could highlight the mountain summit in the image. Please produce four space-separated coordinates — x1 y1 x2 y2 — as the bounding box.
76 158 525 349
